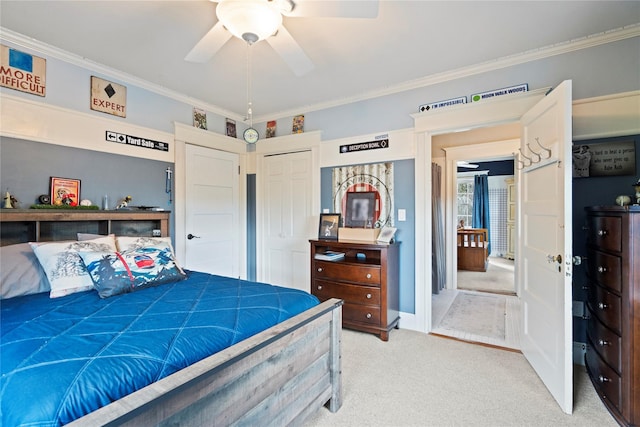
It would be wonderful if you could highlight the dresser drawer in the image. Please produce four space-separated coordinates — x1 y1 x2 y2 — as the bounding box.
587 308 622 373
588 250 622 293
586 344 622 412
314 261 381 285
588 215 622 253
343 303 381 325
587 284 622 334
313 280 381 305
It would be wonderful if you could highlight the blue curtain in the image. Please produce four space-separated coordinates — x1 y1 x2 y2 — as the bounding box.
472 174 491 254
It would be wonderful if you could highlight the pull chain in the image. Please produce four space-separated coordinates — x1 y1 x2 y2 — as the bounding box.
246 41 253 128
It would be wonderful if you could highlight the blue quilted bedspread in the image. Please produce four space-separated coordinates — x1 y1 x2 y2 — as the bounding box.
0 271 319 426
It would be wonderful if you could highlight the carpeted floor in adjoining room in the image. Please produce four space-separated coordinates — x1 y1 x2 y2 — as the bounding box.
304 329 616 427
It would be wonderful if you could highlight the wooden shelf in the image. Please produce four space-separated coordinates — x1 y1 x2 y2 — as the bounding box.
0 209 170 245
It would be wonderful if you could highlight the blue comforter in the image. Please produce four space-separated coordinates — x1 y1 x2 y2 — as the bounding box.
0 271 319 426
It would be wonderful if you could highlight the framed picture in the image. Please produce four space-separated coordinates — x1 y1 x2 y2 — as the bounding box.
318 213 341 241
377 226 397 243
345 191 375 228
50 177 81 206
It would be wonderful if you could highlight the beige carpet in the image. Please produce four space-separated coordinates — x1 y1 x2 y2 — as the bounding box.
458 256 515 294
437 291 506 340
305 329 616 427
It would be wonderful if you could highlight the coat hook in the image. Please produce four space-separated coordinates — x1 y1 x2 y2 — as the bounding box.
534 137 552 159
518 148 533 167
527 143 542 163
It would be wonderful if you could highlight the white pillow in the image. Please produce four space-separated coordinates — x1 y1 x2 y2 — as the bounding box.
116 236 185 273
30 235 117 298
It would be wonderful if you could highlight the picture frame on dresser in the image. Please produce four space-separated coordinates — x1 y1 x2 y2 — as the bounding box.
345 191 376 228
318 213 341 241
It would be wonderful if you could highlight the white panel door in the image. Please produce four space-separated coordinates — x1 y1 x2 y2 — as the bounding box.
185 144 239 277
260 151 312 292
519 80 573 414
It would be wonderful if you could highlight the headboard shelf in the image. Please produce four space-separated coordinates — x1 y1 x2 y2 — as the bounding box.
0 210 170 246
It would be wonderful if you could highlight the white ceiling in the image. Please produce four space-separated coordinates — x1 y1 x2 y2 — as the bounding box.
1 1 639 121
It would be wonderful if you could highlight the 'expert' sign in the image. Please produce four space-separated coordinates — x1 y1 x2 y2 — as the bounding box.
91 76 127 117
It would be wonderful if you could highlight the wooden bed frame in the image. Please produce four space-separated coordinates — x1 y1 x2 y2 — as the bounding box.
69 298 343 426
457 228 489 272
1 211 343 425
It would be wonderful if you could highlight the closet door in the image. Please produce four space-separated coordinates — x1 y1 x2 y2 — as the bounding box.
259 151 312 292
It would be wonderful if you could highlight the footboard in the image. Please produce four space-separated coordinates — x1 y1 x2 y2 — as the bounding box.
68 298 343 426
457 228 488 272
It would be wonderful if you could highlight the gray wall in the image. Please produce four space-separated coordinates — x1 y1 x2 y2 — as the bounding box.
0 137 173 212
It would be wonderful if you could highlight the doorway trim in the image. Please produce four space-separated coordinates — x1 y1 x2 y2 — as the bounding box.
442 139 519 291
411 87 548 333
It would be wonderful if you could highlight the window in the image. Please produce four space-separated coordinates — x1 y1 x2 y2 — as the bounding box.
457 177 474 228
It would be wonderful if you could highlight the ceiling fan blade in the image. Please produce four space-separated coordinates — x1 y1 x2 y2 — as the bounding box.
266 25 314 76
284 0 379 18
185 21 232 63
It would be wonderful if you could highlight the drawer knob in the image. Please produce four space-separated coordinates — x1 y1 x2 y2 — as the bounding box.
598 339 610 347
317 267 323 273
598 375 610 383
598 302 608 310
366 293 372 299
597 266 607 273
366 313 372 319
317 285 323 291
597 229 608 237
366 273 372 279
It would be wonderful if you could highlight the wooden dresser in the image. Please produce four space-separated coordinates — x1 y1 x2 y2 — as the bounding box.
310 239 399 341
584 206 639 427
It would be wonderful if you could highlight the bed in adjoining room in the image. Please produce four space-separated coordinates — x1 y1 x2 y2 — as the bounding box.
0 217 342 426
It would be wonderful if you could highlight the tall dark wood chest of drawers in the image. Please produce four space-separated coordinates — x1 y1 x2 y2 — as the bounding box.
584 206 639 427
310 239 400 341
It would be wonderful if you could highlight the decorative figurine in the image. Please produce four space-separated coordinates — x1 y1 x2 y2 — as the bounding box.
4 191 14 209
116 195 132 210
80 199 93 207
633 178 640 205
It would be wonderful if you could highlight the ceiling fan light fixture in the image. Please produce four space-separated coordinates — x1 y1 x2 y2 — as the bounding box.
216 0 283 43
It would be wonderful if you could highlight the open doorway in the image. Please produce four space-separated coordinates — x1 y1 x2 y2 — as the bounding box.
455 159 515 295
431 133 521 350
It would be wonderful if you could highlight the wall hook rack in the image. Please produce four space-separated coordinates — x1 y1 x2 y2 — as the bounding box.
534 137 552 159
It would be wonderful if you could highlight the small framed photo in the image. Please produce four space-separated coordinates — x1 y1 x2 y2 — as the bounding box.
345 191 376 228
377 226 397 243
50 177 81 206
318 213 341 241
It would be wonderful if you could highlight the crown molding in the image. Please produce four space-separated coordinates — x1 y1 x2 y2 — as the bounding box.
2 24 638 123
0 27 246 122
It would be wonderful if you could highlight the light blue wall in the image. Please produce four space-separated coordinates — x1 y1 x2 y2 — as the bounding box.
269 37 640 141
321 159 416 313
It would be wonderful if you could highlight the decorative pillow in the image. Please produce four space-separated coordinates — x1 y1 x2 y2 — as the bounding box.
30 236 117 298
116 236 185 273
0 243 50 299
79 242 186 298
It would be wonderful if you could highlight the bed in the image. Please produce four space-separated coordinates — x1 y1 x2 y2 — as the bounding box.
457 228 489 272
0 223 342 426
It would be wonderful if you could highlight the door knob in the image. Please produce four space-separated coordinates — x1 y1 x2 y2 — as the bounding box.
547 254 562 263
187 233 200 240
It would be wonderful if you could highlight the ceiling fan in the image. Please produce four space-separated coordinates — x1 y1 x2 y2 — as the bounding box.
185 0 379 76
